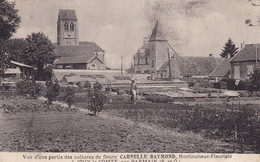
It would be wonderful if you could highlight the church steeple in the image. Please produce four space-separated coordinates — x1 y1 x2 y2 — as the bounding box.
149 20 167 42
57 9 79 46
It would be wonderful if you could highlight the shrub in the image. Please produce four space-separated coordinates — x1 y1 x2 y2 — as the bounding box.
89 90 106 115
145 95 173 103
247 68 260 92
64 86 75 108
93 82 102 91
16 80 43 97
221 78 236 90
45 81 60 104
84 81 91 88
236 80 249 90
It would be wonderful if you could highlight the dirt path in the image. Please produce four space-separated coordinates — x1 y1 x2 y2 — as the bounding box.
0 106 233 153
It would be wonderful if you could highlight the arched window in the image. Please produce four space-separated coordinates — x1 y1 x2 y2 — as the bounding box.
64 22 68 31
70 23 74 31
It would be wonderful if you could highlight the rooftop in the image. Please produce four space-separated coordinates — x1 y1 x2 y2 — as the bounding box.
58 9 77 20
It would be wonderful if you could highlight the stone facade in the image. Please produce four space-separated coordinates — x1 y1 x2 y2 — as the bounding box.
54 9 106 70
133 21 180 79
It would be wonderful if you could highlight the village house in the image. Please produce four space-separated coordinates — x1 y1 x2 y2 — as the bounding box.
54 9 106 70
230 44 260 80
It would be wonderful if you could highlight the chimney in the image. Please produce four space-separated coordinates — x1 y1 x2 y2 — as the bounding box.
143 37 149 45
241 41 245 50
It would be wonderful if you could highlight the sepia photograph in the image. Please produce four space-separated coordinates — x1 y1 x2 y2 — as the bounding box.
0 0 260 156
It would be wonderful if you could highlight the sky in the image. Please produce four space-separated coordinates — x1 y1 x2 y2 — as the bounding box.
9 0 260 68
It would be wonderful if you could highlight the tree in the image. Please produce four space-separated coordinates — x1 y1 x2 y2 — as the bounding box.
0 0 21 80
64 86 75 108
24 32 55 80
5 38 28 62
247 67 260 92
0 0 21 40
45 81 60 104
220 38 239 58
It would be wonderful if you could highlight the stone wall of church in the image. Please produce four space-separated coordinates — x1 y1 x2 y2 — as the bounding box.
155 41 168 71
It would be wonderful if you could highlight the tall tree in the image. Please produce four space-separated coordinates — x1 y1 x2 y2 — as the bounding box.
0 0 21 40
220 38 239 58
24 32 55 80
5 38 28 63
0 0 21 79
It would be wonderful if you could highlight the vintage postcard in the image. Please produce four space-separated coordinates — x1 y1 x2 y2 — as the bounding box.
0 0 259 161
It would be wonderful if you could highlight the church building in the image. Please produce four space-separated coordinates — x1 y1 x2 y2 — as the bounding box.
133 21 180 79
54 9 106 70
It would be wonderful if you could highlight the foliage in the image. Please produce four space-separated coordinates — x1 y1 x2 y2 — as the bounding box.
16 80 43 97
5 38 28 63
145 95 173 103
23 32 55 80
84 81 91 88
0 0 21 40
236 80 249 90
93 82 102 91
0 0 21 79
43 64 55 81
64 86 75 108
88 90 106 115
105 102 260 153
45 81 60 104
220 38 239 58
247 68 260 92
221 78 236 90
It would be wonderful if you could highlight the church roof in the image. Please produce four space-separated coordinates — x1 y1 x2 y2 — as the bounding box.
54 55 102 65
58 9 77 20
79 41 104 51
54 45 95 57
149 21 167 42
230 44 260 63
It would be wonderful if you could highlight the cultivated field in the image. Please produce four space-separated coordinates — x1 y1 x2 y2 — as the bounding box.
0 90 259 153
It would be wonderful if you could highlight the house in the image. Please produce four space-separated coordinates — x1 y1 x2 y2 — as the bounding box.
1 61 35 85
9 61 35 79
178 56 222 79
230 44 260 80
54 9 106 70
209 58 231 82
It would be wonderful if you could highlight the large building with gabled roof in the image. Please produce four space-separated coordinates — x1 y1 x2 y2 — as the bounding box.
133 21 180 78
54 9 106 70
230 43 260 80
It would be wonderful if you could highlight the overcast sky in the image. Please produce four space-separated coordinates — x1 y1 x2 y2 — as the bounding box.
10 0 260 68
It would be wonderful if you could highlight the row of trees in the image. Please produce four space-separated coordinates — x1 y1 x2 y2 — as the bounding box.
0 0 55 81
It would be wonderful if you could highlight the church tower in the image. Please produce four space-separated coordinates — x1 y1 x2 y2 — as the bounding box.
149 21 168 72
57 9 79 46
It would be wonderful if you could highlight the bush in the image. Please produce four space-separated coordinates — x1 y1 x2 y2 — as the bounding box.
45 81 60 104
93 82 102 91
145 95 173 103
16 80 43 97
64 86 75 108
248 68 260 92
84 81 91 88
89 90 106 115
236 80 249 90
221 78 236 90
